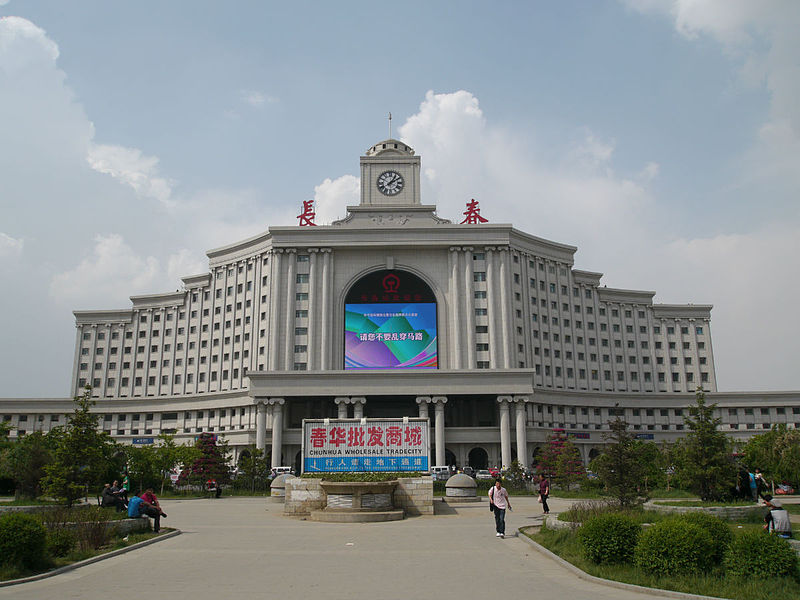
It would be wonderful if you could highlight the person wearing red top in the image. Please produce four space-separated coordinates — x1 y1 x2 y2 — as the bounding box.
538 474 550 514
140 489 167 518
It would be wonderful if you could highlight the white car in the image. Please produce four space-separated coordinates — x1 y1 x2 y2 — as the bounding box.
475 469 493 480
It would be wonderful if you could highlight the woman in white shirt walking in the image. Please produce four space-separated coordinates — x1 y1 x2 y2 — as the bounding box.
489 479 511 538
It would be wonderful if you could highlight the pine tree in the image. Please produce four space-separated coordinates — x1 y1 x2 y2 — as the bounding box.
42 386 118 506
673 388 736 501
593 417 649 506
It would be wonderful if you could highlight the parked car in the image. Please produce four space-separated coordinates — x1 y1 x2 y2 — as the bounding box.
475 469 493 481
431 466 451 481
462 466 475 478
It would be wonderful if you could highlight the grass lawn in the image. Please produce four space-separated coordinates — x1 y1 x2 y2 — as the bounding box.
525 525 800 600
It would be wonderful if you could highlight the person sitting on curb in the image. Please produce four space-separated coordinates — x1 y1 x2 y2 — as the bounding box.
762 494 792 538
128 489 167 533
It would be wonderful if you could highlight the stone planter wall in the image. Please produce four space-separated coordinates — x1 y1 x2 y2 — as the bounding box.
284 478 325 516
393 477 433 516
647 501 764 520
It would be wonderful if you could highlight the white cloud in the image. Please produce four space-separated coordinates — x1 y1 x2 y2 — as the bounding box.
0 1 11 7
313 175 359 224
0 17 58 73
623 0 800 198
0 232 23 259
49 234 161 305
659 226 800 390
87 143 174 206
399 90 655 254
240 89 277 108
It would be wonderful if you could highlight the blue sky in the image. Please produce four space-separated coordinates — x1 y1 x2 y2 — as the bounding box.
1 1 798 395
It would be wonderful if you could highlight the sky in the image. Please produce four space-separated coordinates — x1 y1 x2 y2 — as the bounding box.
1 0 798 396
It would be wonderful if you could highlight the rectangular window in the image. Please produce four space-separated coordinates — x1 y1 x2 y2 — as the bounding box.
473 272 486 282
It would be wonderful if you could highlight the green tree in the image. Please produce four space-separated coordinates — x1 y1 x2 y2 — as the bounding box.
236 445 269 493
151 434 200 495
592 417 649 507
672 388 736 501
0 431 53 499
742 424 800 488
554 438 585 491
41 386 119 506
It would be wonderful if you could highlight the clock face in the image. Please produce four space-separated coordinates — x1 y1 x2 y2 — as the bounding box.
377 170 404 196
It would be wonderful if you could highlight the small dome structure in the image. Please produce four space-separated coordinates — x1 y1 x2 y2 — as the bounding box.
445 473 478 497
270 473 295 498
365 139 415 157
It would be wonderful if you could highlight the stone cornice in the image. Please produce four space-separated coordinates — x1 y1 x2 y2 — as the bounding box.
73 309 133 325
572 269 603 286
597 287 657 305
130 291 186 309
653 304 713 319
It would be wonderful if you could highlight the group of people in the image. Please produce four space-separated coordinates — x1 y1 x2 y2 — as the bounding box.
488 474 550 538
100 478 129 512
100 476 167 533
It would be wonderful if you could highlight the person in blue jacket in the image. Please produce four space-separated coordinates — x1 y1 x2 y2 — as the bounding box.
128 493 164 533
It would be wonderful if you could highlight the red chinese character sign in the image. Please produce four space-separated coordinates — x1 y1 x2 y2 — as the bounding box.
460 198 488 224
297 199 317 226
302 418 430 473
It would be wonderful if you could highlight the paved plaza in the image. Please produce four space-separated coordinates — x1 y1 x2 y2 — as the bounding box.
2 496 674 600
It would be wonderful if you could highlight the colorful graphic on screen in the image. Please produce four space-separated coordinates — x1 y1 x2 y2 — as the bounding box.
344 303 437 369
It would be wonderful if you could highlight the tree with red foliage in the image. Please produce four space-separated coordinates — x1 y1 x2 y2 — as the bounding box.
177 433 231 488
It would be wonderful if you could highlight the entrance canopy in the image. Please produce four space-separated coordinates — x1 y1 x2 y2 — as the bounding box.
248 369 534 399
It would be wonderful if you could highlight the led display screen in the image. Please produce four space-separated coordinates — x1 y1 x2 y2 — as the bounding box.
344 302 437 369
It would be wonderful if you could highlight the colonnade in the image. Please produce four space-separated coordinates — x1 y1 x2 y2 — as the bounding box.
253 395 530 470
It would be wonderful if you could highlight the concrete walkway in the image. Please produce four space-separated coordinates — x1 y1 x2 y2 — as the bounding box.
0 495 676 600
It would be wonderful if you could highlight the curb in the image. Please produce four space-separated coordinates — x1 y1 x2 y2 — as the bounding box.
517 527 728 600
0 529 181 587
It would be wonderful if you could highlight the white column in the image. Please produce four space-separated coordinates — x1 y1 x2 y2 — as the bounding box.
498 396 512 469
353 397 366 419
307 249 318 370
283 249 297 369
416 396 431 420
514 396 529 468
463 247 475 369
270 399 285 468
498 247 511 368
485 247 499 368
267 250 282 371
320 249 332 370
255 402 267 451
335 397 349 419
448 247 462 369
432 396 447 466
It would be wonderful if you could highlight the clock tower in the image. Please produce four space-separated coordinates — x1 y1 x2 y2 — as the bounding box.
359 139 421 206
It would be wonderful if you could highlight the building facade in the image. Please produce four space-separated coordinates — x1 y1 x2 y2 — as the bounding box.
3 138 799 471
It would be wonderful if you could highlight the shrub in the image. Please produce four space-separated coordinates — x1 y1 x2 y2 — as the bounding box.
578 513 641 564
0 512 48 568
724 531 799 579
634 519 714 575
46 529 77 558
675 511 733 564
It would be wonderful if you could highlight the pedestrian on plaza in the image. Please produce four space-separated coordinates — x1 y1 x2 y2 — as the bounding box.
748 469 760 502
489 478 511 538
538 473 550 514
